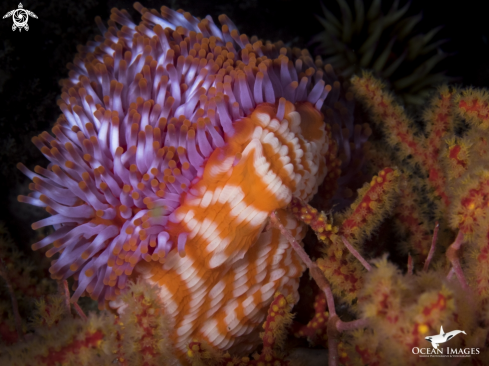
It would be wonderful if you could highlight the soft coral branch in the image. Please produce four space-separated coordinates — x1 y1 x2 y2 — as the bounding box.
271 212 370 366
455 88 489 129
394 178 434 259
289 167 399 303
351 73 452 208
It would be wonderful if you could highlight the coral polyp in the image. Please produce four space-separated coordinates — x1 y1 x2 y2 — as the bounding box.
17 2 336 358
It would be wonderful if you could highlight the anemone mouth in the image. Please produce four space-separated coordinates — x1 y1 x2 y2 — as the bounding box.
18 3 337 306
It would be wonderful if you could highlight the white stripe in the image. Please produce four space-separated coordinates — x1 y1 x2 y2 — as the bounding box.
176 321 194 336
278 119 289 135
206 235 230 253
233 284 249 297
208 329 226 345
279 155 291 166
260 281 275 298
248 210 269 228
209 290 224 308
228 188 245 209
254 113 270 127
200 189 213 208
278 139 290 156
206 301 221 318
189 286 207 307
180 311 200 325
209 251 229 268
287 111 301 133
268 118 281 131
209 280 225 298
223 300 238 326
242 286 260 316
174 256 194 275
186 272 204 289
210 186 222 206
218 184 239 204
229 200 248 219
158 285 178 315
233 272 248 288
226 314 241 331
254 269 266 283
200 318 219 338
269 268 286 281
200 218 217 239
162 251 181 271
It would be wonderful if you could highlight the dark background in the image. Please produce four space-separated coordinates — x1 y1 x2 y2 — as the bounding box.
1 0 488 251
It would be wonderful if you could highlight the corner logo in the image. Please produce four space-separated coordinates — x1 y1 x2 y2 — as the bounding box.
425 326 466 349
412 325 479 358
3 3 37 32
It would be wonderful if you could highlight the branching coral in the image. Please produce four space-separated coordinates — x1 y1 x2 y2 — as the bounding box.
351 74 452 254
292 291 328 345
290 167 400 304
339 257 482 366
0 280 175 366
2 306 115 365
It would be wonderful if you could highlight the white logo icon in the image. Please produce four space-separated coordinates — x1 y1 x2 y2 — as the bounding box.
3 3 37 32
425 326 466 350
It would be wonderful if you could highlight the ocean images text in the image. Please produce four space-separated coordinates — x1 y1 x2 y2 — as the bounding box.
412 347 480 357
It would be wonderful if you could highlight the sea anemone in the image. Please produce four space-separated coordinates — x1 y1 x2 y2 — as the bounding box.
17 2 336 358
311 0 452 106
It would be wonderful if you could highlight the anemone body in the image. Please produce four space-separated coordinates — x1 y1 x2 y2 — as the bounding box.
18 3 334 359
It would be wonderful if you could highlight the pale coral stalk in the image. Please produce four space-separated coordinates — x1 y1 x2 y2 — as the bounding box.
73 302 87 321
407 254 414 276
341 236 372 271
423 222 439 271
336 318 370 332
58 280 72 317
446 231 468 289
